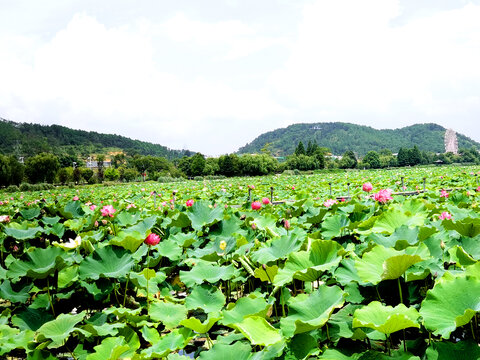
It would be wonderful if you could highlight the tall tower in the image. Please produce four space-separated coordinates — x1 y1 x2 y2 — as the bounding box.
444 129 458 154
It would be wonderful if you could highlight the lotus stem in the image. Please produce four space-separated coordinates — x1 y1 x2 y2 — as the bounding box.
123 274 130 307
471 320 476 341
46 277 55 317
146 247 150 313
398 277 403 304
239 256 255 277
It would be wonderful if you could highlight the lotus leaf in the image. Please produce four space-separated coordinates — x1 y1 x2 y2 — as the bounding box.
420 275 480 338
180 261 240 287
353 301 419 335
36 311 86 347
187 201 224 230
185 284 226 313
79 246 134 280
149 301 187 329
280 285 345 337
233 316 282 346
219 295 270 326
273 240 344 286
198 341 252 360
7 247 66 281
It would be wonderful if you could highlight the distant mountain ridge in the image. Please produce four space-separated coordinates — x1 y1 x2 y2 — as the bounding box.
0 118 188 160
237 122 480 156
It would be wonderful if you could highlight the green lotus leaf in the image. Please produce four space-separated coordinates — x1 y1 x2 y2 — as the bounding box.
254 265 278 282
232 316 282 346
3 221 43 240
334 258 365 286
20 206 41 220
0 325 35 356
85 336 130 360
46 223 65 238
180 312 222 333
63 218 87 232
127 215 158 236
321 214 350 239
180 261 240 287
420 275 480 338
0 280 32 303
443 217 480 237
187 201 224 230
210 216 246 239
273 240 344 286
109 230 145 253
141 328 193 358
368 209 426 235
425 340 480 360
149 301 187 329
185 284 226 313
198 341 252 360
61 201 85 219
36 311 86 348
26 349 60 359
157 237 183 261
58 265 79 288
141 325 160 345
280 285 345 337
7 247 66 281
41 216 61 226
353 301 419 335
115 211 141 226
219 295 270 326
250 231 305 264
355 245 424 285
285 332 320 359
12 308 53 331
79 246 134 280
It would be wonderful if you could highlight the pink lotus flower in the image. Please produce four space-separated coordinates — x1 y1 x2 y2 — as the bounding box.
440 190 449 198
126 203 136 209
101 205 116 217
262 197 270 205
251 222 257 230
0 215 10 223
145 233 161 246
251 201 262 210
292 186 296 190
374 189 393 204
186 199 194 207
101 219 108 225
476 186 480 192
284 219 291 230
90 205 97 211
439 211 452 220
248 185 255 190
73 196 79 201
94 221 99 227
362 182 373 192
324 199 338 208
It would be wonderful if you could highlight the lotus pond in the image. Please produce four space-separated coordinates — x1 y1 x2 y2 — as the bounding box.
2 166 480 359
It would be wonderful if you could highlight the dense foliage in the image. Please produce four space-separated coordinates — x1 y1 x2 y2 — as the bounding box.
1 166 480 358
0 118 188 160
238 122 480 156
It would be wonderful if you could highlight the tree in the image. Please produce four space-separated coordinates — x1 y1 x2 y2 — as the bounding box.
190 153 206 177
104 167 120 181
397 148 409 167
409 145 422 166
218 154 239 177
295 142 306 156
96 154 105 182
0 154 11 186
24 153 60 183
339 150 357 169
362 151 381 169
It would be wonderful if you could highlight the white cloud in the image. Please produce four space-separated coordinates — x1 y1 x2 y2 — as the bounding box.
269 0 480 117
0 13 289 155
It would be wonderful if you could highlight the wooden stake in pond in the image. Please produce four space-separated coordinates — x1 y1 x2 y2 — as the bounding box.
329 182 332 196
248 188 252 202
270 186 274 203
347 183 350 197
423 177 426 191
153 191 157 208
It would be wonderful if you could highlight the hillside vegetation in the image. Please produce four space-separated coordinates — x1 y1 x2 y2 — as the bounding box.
238 122 480 156
0 118 187 160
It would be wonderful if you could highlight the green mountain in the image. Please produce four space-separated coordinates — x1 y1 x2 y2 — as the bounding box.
238 122 480 156
0 118 189 160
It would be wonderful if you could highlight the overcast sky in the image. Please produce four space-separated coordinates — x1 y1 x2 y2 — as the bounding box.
1 0 480 155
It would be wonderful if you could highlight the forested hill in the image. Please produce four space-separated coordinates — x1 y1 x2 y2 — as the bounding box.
0 118 187 160
237 122 480 156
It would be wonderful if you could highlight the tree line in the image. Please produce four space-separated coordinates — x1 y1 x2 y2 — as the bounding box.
1 142 479 188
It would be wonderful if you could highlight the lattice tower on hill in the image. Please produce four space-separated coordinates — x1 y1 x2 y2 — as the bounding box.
444 129 458 154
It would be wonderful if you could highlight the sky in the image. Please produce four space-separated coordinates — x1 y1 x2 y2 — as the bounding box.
1 0 480 156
